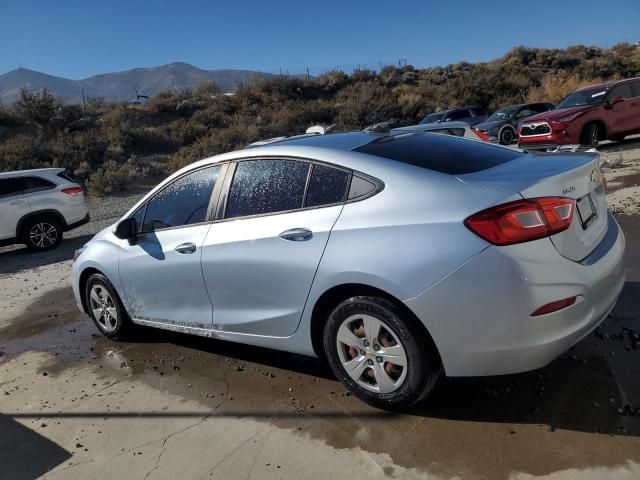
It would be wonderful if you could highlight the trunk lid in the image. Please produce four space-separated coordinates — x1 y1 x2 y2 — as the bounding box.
457 151 608 262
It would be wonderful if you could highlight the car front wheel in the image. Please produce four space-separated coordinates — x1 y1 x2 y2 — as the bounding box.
499 127 515 145
85 273 132 340
323 296 441 409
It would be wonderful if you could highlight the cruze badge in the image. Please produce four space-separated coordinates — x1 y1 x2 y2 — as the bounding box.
590 169 600 183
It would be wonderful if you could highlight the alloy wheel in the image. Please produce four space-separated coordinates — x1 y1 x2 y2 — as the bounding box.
336 314 408 394
89 284 118 332
29 222 58 249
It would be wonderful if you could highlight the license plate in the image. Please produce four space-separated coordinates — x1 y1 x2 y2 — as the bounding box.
576 194 597 230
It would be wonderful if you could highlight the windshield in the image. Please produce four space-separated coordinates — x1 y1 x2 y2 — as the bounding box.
420 112 444 124
487 107 518 122
556 87 609 109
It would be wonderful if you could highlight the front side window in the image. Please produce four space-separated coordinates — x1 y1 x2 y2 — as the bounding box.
305 165 350 208
420 112 444 124
608 83 632 100
226 159 310 219
631 81 640 98
142 165 220 231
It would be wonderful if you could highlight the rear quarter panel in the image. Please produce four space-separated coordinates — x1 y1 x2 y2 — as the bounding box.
304 159 521 313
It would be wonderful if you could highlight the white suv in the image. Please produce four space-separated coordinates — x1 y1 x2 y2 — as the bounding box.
0 168 90 251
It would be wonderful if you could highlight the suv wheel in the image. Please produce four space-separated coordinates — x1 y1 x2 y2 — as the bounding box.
323 296 441 409
85 273 132 340
499 127 515 145
581 123 601 147
22 217 63 251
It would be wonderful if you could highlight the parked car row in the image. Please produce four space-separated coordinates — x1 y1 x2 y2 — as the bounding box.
420 76 640 149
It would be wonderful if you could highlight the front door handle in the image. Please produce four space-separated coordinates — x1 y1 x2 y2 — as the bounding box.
279 228 313 241
175 242 197 254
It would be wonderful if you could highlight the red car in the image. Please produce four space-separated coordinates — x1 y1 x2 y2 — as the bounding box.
517 77 640 150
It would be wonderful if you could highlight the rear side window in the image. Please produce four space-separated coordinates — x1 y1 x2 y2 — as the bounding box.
0 178 26 198
22 177 56 194
471 107 486 116
446 109 471 121
142 165 220 231
304 165 350 208
353 133 521 175
226 159 310 219
631 81 640 98
57 171 76 183
348 175 377 200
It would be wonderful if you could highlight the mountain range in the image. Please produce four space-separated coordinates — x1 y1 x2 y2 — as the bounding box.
0 62 275 104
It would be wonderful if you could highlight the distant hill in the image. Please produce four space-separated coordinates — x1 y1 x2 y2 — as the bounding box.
0 62 274 103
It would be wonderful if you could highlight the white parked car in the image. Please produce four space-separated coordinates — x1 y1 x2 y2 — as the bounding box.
0 168 89 251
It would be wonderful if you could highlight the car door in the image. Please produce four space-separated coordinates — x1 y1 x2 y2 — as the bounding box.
605 83 635 136
629 80 640 131
117 164 223 326
201 158 350 337
0 177 32 241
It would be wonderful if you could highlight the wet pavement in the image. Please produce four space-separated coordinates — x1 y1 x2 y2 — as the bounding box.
1 217 640 479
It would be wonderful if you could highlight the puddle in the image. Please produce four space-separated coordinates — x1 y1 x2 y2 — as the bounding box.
1 242 640 479
607 172 640 192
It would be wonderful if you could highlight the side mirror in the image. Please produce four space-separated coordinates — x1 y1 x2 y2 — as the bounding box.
114 217 137 240
605 96 624 108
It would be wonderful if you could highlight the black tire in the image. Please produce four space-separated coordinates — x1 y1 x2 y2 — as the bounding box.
21 216 63 251
85 273 133 340
581 123 601 147
323 296 441 410
499 127 515 145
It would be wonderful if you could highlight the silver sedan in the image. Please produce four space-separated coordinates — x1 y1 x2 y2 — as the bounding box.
72 131 625 408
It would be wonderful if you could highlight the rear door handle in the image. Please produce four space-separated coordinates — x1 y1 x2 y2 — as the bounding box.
175 242 197 254
279 228 313 241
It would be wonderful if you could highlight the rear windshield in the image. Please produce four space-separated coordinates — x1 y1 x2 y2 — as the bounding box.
352 133 521 175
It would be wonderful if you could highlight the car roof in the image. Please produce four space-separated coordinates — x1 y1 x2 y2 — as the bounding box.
258 131 386 151
0 167 64 179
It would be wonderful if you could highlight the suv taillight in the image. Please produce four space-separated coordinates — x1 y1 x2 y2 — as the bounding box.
464 197 575 246
471 127 490 142
62 187 83 195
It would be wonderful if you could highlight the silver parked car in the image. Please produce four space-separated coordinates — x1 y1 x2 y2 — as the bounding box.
72 131 625 408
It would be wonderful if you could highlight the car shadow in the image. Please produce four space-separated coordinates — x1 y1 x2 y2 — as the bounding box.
599 135 640 153
114 280 640 436
0 234 95 275
0 414 71 480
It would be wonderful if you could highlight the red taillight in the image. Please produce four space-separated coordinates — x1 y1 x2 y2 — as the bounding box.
62 187 83 195
531 296 577 316
471 128 490 142
464 197 575 246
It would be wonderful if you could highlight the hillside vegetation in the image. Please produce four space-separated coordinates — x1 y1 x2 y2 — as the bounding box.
1 44 638 195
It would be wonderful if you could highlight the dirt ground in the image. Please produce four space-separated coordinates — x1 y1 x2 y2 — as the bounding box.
2 139 640 480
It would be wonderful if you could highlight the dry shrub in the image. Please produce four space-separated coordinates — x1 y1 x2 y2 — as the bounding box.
526 73 620 104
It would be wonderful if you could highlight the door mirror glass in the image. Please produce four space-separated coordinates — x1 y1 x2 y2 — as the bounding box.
114 217 138 239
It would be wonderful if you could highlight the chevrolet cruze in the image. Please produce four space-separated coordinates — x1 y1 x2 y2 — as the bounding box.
72 131 625 408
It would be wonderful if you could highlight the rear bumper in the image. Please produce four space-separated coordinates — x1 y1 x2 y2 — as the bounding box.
65 212 90 231
405 213 626 377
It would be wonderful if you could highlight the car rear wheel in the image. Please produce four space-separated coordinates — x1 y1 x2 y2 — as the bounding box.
85 273 132 340
22 216 63 251
581 123 601 147
323 296 441 409
499 127 515 145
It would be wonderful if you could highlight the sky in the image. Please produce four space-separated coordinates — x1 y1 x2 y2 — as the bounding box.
0 0 638 79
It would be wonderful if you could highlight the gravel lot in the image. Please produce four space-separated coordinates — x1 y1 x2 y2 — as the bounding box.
2 141 640 480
